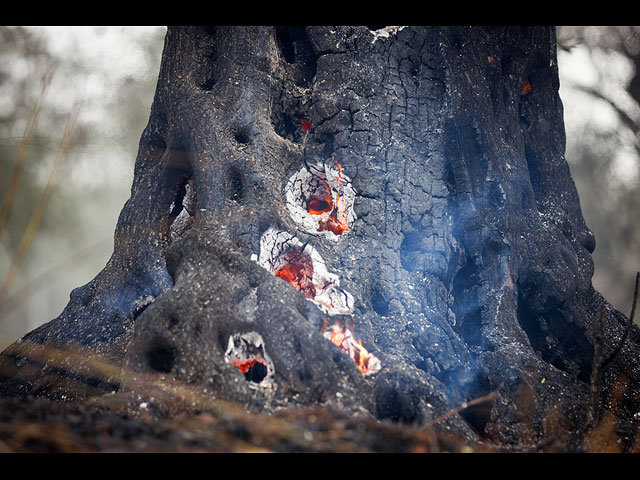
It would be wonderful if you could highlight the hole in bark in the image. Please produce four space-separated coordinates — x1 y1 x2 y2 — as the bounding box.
270 101 307 143
255 228 354 315
146 340 176 374
224 332 274 389
274 26 316 88
371 287 390 317
233 126 251 145
285 161 356 240
167 170 196 242
275 27 297 64
451 257 485 348
367 26 387 31
200 73 216 91
227 165 244 203
458 392 493 436
243 361 268 383
167 314 179 331
195 26 218 91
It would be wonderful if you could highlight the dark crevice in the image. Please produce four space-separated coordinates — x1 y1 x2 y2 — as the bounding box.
274 26 317 88
232 125 251 145
275 27 296 64
166 165 196 242
146 338 176 374
270 92 307 143
371 286 390 317
195 26 219 91
270 27 317 143
168 177 188 224
243 361 268 383
451 256 485 349
517 293 594 383
458 373 494 436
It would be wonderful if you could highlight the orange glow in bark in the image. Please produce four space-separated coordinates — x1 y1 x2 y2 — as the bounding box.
307 197 333 215
275 249 316 299
318 194 349 235
230 357 267 374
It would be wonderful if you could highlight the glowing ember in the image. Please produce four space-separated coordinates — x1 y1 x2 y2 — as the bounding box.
307 196 333 215
255 228 354 316
318 193 350 235
322 320 381 376
285 161 356 240
230 357 267 374
274 248 316 299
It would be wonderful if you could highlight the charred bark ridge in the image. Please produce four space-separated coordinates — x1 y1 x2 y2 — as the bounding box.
2 26 640 451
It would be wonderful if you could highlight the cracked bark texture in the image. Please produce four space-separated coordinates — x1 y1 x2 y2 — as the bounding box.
2 26 640 451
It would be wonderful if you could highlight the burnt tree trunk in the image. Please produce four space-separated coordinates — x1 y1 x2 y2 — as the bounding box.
2 26 640 451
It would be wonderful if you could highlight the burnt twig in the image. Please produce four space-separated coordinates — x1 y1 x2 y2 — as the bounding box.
425 390 499 428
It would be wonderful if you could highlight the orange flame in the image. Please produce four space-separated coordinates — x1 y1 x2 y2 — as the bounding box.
336 161 345 184
318 194 349 235
322 320 377 375
356 339 372 374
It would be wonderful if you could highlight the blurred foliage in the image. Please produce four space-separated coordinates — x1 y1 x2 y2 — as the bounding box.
0 27 166 348
557 26 640 317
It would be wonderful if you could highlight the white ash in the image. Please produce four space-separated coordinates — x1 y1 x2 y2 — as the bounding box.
370 26 407 43
285 161 356 241
256 227 354 316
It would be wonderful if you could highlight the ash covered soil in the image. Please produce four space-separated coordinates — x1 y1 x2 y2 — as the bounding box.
0 394 494 453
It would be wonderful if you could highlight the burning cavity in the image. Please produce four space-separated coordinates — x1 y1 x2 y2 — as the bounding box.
255 228 354 316
322 319 381 376
285 161 356 240
224 331 275 389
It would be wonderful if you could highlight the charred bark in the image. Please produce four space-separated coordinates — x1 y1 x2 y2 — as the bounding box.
2 26 640 451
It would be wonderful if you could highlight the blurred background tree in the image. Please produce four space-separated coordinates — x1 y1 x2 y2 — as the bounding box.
0 26 638 352
0 27 166 350
557 26 640 319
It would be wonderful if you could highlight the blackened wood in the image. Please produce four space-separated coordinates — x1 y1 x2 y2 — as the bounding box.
2 26 640 451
